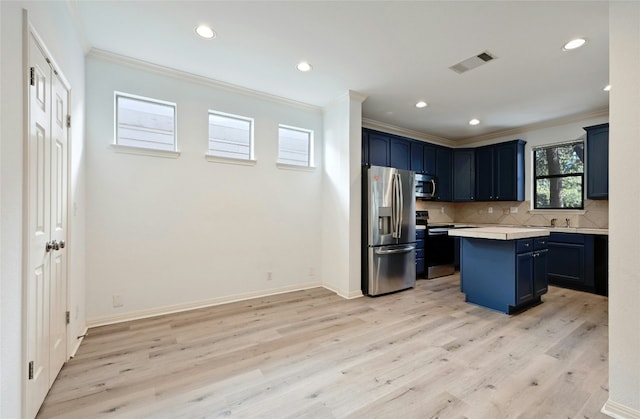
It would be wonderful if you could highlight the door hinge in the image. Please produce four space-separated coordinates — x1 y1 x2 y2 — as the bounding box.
66 115 71 128
29 67 35 86
66 311 71 325
28 361 34 380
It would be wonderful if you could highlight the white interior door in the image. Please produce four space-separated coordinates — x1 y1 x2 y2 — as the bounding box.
49 69 69 384
25 31 69 419
26 35 53 419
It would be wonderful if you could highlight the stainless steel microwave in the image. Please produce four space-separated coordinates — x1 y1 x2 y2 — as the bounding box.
415 173 437 199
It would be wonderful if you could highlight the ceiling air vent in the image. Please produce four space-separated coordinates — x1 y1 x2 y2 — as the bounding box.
449 51 497 74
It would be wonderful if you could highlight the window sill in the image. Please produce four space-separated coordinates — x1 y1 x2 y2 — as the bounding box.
111 144 180 159
205 154 257 166
528 209 587 215
276 162 316 172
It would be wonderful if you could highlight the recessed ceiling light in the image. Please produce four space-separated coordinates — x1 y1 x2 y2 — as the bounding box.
415 101 428 109
195 25 216 39
296 61 312 72
563 38 586 51
469 118 480 126
604 84 611 91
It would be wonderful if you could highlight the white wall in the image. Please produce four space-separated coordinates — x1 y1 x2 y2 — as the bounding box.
85 54 324 324
605 2 640 417
0 2 86 418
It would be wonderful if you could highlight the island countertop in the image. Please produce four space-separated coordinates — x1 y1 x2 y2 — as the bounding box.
448 226 550 240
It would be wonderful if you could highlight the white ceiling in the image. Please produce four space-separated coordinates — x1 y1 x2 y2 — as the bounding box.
71 1 610 142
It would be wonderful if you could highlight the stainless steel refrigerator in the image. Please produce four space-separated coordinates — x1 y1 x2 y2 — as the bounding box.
362 166 416 296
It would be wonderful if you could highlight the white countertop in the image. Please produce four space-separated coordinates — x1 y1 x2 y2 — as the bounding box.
427 222 608 236
448 226 550 240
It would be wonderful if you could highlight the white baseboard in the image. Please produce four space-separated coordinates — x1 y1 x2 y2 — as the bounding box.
602 399 640 419
86 281 323 327
322 283 364 299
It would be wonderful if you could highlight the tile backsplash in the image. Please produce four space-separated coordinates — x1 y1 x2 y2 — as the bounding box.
416 199 608 228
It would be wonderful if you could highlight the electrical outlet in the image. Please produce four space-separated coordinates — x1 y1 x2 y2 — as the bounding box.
488 207 493 214
510 207 518 214
112 294 123 308
267 272 273 281
440 207 445 214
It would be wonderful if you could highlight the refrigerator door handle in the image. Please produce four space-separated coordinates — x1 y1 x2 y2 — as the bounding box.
392 173 402 239
391 173 398 239
397 173 403 239
374 245 416 255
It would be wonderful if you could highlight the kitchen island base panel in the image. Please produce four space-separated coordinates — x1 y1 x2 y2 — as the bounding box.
460 237 548 314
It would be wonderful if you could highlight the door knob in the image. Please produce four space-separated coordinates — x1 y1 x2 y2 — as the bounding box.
52 240 60 251
58 240 65 249
45 241 54 252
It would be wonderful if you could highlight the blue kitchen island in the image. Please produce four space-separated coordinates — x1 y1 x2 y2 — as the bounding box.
449 227 550 314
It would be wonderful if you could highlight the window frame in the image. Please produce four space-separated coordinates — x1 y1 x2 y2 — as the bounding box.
277 124 314 169
206 110 256 164
113 91 179 157
533 140 585 210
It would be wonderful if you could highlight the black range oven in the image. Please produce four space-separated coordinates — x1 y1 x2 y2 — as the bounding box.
425 225 455 279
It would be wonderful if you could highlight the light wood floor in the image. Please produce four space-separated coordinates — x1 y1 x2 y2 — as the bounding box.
37 274 609 419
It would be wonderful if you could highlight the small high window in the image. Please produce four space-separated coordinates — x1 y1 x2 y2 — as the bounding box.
115 92 176 151
278 125 313 167
534 141 584 209
208 111 254 161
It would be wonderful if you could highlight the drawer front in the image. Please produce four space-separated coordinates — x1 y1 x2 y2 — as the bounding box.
549 232 585 244
416 229 426 239
534 237 548 250
415 239 424 249
416 248 424 259
517 239 534 253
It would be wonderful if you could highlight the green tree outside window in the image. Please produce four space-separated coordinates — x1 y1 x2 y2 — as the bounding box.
534 141 584 209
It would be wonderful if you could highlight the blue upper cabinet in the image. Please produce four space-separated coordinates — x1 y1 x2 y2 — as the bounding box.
367 130 390 167
424 145 437 174
475 146 494 201
475 140 525 201
436 147 453 201
453 149 475 201
389 136 411 170
362 130 369 166
410 141 437 175
410 141 425 173
585 123 609 199
363 128 442 176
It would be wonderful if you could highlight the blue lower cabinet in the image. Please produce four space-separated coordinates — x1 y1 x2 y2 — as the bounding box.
547 233 592 292
516 252 534 304
460 237 548 314
416 229 426 278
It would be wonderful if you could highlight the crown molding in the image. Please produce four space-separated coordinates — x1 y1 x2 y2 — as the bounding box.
455 108 610 146
364 108 609 149
87 48 323 114
362 118 454 147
